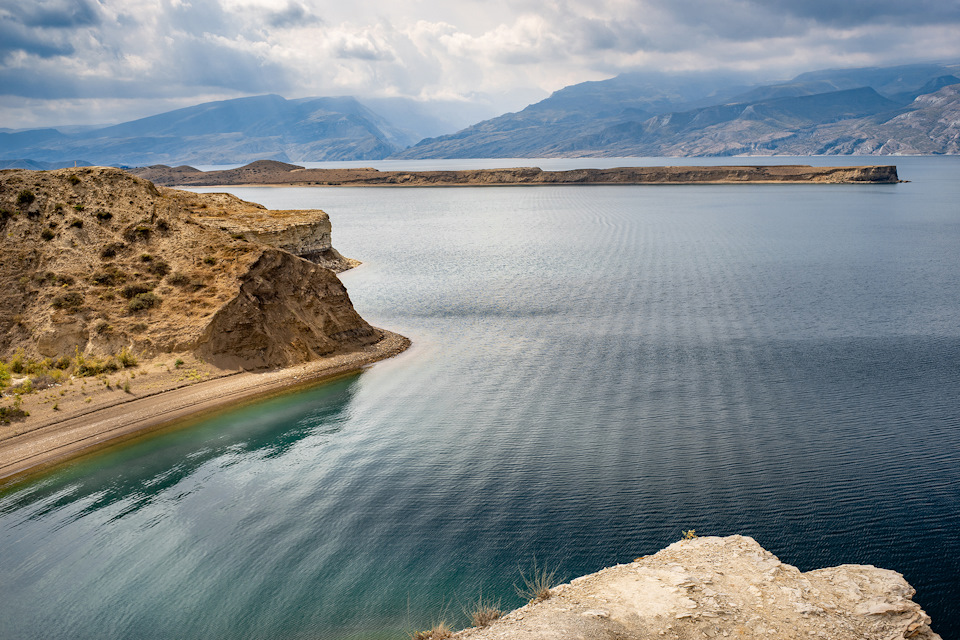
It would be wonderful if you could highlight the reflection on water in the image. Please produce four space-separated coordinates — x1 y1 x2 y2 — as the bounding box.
1 156 959 640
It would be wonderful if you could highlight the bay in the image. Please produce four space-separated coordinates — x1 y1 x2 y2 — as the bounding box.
1 156 958 639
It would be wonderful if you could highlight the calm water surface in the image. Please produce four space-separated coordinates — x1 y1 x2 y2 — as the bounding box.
1 157 959 639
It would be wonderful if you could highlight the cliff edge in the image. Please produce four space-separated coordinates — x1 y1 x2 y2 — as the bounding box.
453 536 938 640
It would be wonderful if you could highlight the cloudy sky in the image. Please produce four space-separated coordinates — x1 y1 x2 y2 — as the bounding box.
2 0 960 128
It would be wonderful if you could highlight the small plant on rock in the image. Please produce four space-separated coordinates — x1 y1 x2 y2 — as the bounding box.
516 558 560 604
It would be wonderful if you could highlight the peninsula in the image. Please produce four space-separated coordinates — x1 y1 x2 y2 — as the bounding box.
131 160 900 187
0 166 408 483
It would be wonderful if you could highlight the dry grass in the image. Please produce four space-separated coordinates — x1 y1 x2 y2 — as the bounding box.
467 596 502 628
516 559 560 604
410 621 452 640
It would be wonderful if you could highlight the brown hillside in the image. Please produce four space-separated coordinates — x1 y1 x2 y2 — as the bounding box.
0 166 380 370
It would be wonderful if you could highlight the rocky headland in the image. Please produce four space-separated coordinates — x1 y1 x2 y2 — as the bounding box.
448 535 939 640
131 160 900 187
0 166 407 481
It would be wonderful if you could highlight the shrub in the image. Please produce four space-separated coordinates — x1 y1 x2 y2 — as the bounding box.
41 228 55 241
174 358 184 368
16 190 35 208
94 209 112 221
68 218 83 229
156 218 170 232
100 242 125 259
167 272 190 286
0 404 29 424
67 174 81 185
126 224 152 241
73 204 85 211
52 291 84 311
120 283 154 299
117 347 138 367
203 256 217 266
147 259 170 277
0 207 12 221
91 266 127 286
127 291 161 312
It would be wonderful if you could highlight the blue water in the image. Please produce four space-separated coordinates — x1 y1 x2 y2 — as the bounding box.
1 157 959 639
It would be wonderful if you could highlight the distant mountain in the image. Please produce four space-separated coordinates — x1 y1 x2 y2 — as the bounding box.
0 95 414 165
398 63 960 158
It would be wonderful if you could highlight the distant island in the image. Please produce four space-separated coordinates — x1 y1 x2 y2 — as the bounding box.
132 160 900 187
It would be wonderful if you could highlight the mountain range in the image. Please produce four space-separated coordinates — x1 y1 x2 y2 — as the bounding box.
1 62 959 166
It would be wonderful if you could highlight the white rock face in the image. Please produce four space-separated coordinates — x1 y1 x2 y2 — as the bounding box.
454 536 940 640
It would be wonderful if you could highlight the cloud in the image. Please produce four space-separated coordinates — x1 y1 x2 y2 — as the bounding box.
1 0 960 128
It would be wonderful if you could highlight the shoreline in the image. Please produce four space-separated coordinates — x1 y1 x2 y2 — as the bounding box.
0 330 410 487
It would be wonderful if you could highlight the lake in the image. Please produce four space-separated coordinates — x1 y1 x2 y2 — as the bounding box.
1 156 958 639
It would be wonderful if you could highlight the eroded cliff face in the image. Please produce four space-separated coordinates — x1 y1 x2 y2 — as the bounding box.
0 167 377 369
185 190 359 272
453 536 939 640
194 248 379 369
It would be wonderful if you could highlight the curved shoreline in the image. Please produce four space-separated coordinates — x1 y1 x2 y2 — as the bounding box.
0 330 410 487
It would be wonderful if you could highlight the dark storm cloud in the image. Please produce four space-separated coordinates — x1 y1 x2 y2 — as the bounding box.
747 0 960 28
11 0 100 29
0 22 75 58
267 2 321 28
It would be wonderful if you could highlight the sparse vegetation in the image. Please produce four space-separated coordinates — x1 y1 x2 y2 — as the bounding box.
68 218 83 229
67 174 81 185
682 529 698 540
100 242 125 258
174 358 184 368
467 596 502 628
167 272 191 286
94 209 112 221
51 291 84 311
73 204 85 212
410 622 452 640
120 282 154 299
16 190 35 208
91 266 127 286
41 228 55 241
203 256 217 266
127 291 161 312
516 559 560 604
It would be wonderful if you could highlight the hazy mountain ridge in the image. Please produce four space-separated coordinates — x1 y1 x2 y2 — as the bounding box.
2 62 959 165
400 63 960 158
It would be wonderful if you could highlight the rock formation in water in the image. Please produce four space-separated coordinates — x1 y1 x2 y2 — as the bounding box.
131 160 900 187
452 536 940 640
0 166 380 370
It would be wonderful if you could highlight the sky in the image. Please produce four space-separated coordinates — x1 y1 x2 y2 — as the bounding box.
2 0 960 129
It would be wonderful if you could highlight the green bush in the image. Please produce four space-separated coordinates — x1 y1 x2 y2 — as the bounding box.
128 292 161 312
147 259 170 277
73 204 85 211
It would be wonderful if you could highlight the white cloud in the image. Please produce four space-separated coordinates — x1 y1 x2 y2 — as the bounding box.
1 0 959 127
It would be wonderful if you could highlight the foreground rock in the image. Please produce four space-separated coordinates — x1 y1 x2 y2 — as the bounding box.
0 166 378 370
455 536 939 640
131 161 900 187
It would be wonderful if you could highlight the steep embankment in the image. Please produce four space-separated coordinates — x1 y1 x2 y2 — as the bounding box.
451 536 940 640
0 166 379 370
132 161 900 187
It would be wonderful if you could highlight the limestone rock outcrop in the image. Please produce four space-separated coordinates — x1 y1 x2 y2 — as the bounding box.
454 536 939 640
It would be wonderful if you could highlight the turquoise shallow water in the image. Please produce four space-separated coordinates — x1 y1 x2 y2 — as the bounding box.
1 157 959 639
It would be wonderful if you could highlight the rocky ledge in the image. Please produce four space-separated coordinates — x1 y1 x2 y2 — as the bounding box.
454 535 938 640
131 161 900 187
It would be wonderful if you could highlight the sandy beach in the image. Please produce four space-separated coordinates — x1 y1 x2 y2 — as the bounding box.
0 331 410 486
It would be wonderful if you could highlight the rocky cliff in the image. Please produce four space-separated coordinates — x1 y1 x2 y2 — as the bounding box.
0 166 379 370
453 536 939 640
